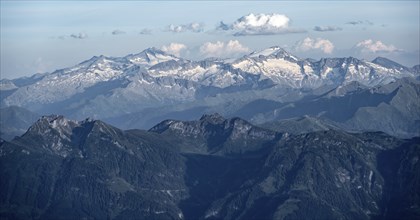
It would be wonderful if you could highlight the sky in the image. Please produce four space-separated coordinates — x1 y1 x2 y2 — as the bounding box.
1 1 419 79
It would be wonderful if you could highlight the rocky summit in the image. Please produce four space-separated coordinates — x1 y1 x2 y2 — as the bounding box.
1 114 419 219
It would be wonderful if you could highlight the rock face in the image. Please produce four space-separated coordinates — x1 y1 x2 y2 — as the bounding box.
1 114 419 219
149 113 279 155
0 116 187 219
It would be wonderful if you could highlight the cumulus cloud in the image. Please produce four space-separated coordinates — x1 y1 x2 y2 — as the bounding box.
112 29 126 35
70 32 88 39
218 13 305 36
200 40 249 57
161 43 187 56
313 26 342 32
139 28 152 35
233 13 289 29
356 39 398 53
167 22 204 33
168 24 184 33
295 37 334 54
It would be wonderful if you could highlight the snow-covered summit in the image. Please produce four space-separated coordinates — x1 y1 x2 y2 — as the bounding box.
248 46 299 61
2 46 418 120
372 57 410 71
125 47 179 66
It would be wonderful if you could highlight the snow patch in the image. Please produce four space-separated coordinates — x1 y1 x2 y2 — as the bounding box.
368 170 374 188
113 141 123 149
205 210 219 219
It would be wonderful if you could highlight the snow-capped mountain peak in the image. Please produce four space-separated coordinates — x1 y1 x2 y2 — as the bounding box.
372 57 409 71
231 46 305 87
79 55 107 65
125 47 179 66
249 46 300 61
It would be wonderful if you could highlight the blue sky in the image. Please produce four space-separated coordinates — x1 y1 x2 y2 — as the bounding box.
1 1 419 79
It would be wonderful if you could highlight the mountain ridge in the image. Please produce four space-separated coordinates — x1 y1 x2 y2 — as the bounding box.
2 46 417 106
149 113 280 155
1 114 419 219
0 46 419 138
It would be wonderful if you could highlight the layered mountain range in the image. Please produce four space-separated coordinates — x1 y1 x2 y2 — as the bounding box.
1 114 419 219
2 47 420 140
1 46 419 219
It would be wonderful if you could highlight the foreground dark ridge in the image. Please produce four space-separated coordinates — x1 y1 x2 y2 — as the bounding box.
0 114 419 219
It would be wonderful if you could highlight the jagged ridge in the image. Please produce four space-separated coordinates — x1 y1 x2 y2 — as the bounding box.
1 47 418 121
1 114 419 219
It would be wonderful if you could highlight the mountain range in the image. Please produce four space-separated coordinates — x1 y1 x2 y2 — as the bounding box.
1 44 419 219
1 46 418 138
1 114 419 219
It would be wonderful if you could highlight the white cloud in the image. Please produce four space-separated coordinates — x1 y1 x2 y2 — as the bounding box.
226 40 249 53
161 43 187 56
295 37 334 54
218 13 305 36
70 32 88 39
189 22 203 32
168 24 184 33
167 22 204 33
233 13 289 29
313 26 342 32
200 40 249 57
356 39 398 53
112 29 126 35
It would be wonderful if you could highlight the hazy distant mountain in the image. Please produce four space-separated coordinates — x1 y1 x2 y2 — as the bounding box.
412 64 420 75
1 114 419 219
258 115 339 134
0 79 17 91
0 106 39 140
234 77 420 138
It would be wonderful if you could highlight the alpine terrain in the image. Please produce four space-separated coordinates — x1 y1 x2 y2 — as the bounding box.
1 114 419 219
0 46 419 220
1 47 419 137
